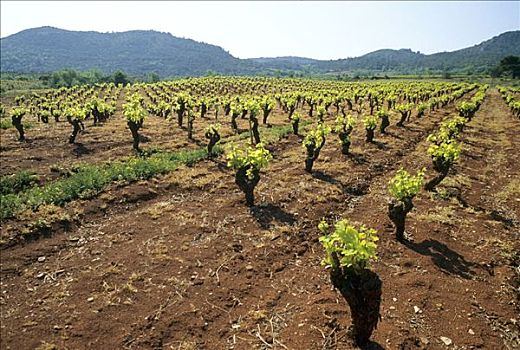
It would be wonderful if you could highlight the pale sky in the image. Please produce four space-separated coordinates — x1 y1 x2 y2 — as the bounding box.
1 1 519 60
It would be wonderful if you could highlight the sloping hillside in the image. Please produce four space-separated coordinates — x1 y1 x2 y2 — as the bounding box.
1 27 519 76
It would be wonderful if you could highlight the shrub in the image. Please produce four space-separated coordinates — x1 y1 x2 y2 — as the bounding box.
226 143 272 206
303 123 331 172
123 93 147 152
0 171 39 196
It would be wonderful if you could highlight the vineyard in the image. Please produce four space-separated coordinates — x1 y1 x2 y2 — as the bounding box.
0 77 519 349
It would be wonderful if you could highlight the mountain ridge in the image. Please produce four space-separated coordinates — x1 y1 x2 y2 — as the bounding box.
1 27 519 77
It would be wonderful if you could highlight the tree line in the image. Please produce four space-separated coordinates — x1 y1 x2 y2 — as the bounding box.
37 69 163 88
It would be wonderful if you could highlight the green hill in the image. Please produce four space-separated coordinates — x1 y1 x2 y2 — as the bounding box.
1 27 519 77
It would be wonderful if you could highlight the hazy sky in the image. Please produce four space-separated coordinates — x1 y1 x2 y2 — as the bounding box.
1 1 518 59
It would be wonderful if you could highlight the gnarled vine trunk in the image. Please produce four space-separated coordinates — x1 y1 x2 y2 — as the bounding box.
305 139 326 172
187 116 194 140
288 106 296 120
388 197 414 242
396 112 408 127
292 119 299 135
329 256 382 347
308 103 315 118
262 108 271 124
127 120 141 152
177 104 186 126
67 116 84 144
251 117 261 144
231 112 239 133
366 128 375 143
205 132 220 156
339 132 351 155
424 158 451 191
11 116 25 142
379 116 390 134
235 167 260 206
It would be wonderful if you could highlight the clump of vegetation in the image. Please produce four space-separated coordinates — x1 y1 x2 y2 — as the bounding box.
123 93 147 152
457 101 477 121
0 171 39 196
204 123 221 156
319 218 381 347
335 114 355 154
388 168 425 241
0 147 212 220
226 143 272 206
303 123 331 172
363 115 377 143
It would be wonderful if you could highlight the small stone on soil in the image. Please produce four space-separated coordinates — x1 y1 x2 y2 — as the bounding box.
440 336 452 346
37 256 46 262
420 337 429 345
87 297 94 302
468 329 475 335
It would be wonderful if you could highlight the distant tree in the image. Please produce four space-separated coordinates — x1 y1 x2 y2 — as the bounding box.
489 66 502 78
496 56 520 79
84 69 104 84
112 70 130 86
148 72 160 82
